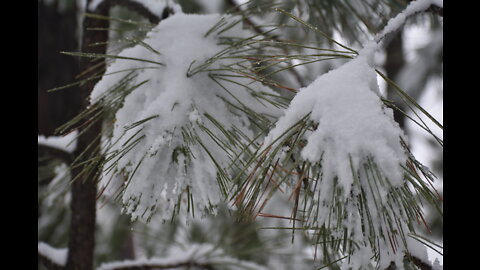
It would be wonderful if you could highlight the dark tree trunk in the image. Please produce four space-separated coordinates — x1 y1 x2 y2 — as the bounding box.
65 1 110 270
384 31 407 129
38 0 83 136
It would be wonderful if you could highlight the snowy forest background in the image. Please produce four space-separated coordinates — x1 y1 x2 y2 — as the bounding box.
38 0 443 269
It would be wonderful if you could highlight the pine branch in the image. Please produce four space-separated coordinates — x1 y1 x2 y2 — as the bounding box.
226 0 307 88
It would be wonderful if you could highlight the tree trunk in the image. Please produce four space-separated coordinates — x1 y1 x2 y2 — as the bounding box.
385 31 407 129
65 1 110 270
38 0 82 136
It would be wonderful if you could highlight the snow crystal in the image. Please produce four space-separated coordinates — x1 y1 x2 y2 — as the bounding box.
38 242 68 266
91 13 279 221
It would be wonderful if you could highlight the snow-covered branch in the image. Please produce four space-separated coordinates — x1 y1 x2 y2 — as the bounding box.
38 242 67 270
408 254 435 270
97 261 215 270
38 131 77 165
97 244 267 270
88 0 181 24
375 0 443 43
109 0 178 24
408 0 443 17
38 143 74 165
38 0 442 269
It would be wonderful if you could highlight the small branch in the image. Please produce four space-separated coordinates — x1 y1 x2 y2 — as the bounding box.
384 254 435 270
38 250 66 270
98 261 216 270
427 5 443 17
109 0 175 24
407 0 443 17
376 0 443 44
38 143 74 165
408 254 435 270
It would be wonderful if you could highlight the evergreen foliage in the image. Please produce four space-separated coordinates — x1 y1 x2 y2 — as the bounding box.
38 0 443 269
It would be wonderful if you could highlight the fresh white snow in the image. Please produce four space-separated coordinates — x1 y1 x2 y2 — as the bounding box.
91 12 279 222
263 41 407 195
257 0 442 267
375 0 439 42
84 0 442 268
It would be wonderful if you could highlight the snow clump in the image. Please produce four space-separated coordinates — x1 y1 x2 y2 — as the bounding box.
90 12 278 222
